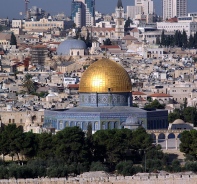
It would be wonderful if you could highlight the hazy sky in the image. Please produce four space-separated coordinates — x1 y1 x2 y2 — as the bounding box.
0 0 196 19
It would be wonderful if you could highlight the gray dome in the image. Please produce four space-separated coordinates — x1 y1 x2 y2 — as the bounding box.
57 37 87 56
125 116 139 125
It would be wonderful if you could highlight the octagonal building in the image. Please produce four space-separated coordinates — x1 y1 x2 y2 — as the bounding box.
44 58 168 132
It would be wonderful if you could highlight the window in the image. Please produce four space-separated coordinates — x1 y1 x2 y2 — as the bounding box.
77 122 81 128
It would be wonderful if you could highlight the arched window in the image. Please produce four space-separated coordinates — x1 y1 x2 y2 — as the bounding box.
76 122 81 128
95 122 99 130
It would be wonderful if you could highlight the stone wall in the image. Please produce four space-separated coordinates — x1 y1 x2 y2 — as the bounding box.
1 173 197 184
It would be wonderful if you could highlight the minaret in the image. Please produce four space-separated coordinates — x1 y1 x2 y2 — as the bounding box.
115 0 125 39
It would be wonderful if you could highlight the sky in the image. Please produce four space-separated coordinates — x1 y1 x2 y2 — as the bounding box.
0 0 196 19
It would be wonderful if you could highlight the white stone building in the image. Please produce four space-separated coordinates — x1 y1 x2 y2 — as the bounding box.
163 0 188 20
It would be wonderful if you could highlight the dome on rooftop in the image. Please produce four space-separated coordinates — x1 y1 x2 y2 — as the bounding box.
172 119 185 124
57 37 87 56
79 58 132 93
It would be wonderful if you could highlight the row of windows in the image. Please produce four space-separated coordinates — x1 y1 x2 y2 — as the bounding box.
93 32 114 36
0 42 9 45
25 24 63 27
9 119 23 123
147 119 168 129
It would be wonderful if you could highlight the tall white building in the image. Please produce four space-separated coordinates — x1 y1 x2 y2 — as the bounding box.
127 0 153 19
135 0 143 6
127 6 142 19
163 0 188 20
142 0 154 15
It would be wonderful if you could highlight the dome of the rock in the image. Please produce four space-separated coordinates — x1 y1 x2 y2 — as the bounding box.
79 58 132 93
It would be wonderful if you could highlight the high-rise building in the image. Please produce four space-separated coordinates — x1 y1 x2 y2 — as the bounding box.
142 0 154 15
135 0 143 6
127 0 153 20
71 0 95 28
163 0 188 20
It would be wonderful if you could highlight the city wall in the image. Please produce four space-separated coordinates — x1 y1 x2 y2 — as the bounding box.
0 173 197 184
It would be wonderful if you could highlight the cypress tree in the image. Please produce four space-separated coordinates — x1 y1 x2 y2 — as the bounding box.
182 30 188 48
10 32 17 46
161 30 165 46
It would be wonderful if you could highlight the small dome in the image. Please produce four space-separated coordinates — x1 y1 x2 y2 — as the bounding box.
172 119 185 124
125 116 139 125
79 58 132 93
57 37 87 56
47 92 57 97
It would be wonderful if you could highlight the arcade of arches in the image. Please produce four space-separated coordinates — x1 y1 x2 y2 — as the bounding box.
147 130 183 150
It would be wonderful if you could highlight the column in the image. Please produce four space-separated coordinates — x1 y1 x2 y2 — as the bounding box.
175 138 178 150
166 138 168 150
175 134 178 150
156 135 158 145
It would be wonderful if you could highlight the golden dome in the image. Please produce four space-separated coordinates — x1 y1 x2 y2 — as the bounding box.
79 58 132 93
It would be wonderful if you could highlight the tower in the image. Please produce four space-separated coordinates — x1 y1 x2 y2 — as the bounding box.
163 0 188 20
115 0 125 39
24 0 30 20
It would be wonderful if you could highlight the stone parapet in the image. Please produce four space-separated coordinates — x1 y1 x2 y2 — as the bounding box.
0 173 197 184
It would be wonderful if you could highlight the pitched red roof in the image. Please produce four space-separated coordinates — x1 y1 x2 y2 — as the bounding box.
122 35 138 40
166 17 178 23
149 93 172 97
100 45 120 49
132 91 146 95
67 84 79 88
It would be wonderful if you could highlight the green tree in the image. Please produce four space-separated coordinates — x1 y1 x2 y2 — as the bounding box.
124 17 133 30
10 32 17 46
180 129 197 159
90 161 108 172
22 74 37 94
36 133 54 159
144 99 165 109
182 30 188 48
182 106 197 125
116 161 134 176
93 129 133 169
171 159 181 172
53 127 89 164
168 110 181 123
20 132 37 160
188 35 194 48
103 38 112 45
0 124 23 161
161 30 166 46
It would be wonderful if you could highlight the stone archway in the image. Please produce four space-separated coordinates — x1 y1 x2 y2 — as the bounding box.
168 133 176 149
151 133 156 144
158 133 166 149
114 122 119 129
